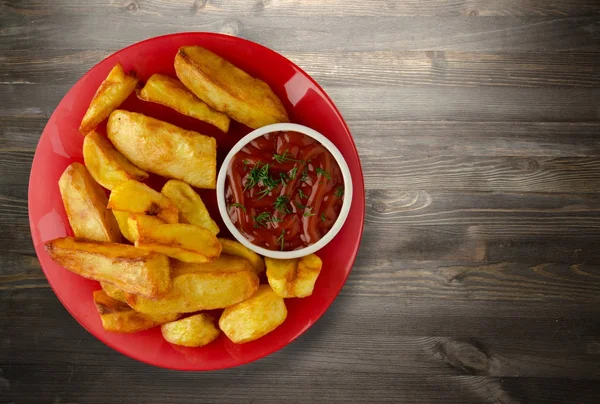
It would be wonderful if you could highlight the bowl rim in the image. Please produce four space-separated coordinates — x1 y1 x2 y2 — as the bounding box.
216 122 353 259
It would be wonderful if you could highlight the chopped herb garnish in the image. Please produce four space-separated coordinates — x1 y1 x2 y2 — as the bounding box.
279 172 289 185
273 150 302 164
289 167 298 179
334 186 344 198
294 201 306 210
297 188 308 199
229 202 246 213
303 207 316 217
274 195 291 213
277 229 285 251
253 212 272 228
255 187 272 200
242 160 250 170
320 212 326 223
301 167 309 182
244 163 264 191
315 167 331 180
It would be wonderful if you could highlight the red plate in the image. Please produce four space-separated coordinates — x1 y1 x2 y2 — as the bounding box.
28 33 365 370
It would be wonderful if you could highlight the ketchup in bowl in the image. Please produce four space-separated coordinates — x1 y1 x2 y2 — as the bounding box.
225 131 344 251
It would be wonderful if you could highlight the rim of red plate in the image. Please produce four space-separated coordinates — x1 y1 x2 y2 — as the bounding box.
28 32 365 370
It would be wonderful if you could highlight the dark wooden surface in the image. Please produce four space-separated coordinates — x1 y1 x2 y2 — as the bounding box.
2 1 600 403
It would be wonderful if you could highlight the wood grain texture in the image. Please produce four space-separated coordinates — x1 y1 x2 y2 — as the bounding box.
2 0 600 402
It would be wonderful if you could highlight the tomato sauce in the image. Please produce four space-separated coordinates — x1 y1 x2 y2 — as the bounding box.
225 131 344 251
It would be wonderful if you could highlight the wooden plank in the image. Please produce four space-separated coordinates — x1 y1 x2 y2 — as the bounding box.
352 121 600 158
3 84 600 123
3 50 600 88
1 13 599 52
4 0 600 17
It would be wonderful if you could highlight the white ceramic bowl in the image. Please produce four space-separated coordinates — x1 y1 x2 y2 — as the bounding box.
216 123 353 259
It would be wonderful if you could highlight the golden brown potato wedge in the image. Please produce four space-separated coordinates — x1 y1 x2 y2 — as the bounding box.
108 180 179 224
137 74 230 132
126 270 259 314
171 255 254 276
127 214 221 263
79 63 138 135
112 210 135 243
93 290 179 333
161 314 220 347
100 281 127 303
161 180 219 235
174 46 289 129
219 285 287 344
265 254 322 298
107 110 217 189
218 238 265 274
45 237 171 299
59 162 121 242
83 131 148 190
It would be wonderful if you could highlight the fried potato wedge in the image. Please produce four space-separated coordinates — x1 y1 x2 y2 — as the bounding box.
171 255 253 276
161 180 219 235
83 131 148 190
265 254 322 298
107 110 217 189
108 180 178 224
79 63 138 135
161 314 220 347
218 238 265 275
128 214 221 263
100 281 127 303
45 237 171 299
93 290 179 333
112 210 135 243
219 285 287 344
174 46 289 129
59 162 121 242
126 270 259 314
137 74 230 132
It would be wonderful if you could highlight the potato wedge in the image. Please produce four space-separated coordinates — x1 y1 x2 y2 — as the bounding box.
107 110 217 189
108 180 178 224
79 63 138 134
137 74 230 132
174 46 289 129
59 162 121 242
161 314 220 347
83 131 148 190
219 285 287 344
219 238 265 275
265 254 322 298
171 255 253 276
127 270 259 314
93 290 179 333
100 281 127 303
45 237 171 299
112 210 135 242
128 214 221 263
161 180 219 235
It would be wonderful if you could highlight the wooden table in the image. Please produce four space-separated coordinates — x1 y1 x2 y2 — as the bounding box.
2 1 600 402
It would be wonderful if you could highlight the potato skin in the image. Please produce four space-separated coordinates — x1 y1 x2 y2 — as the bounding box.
45 237 171 299
79 63 138 135
218 238 265 275
161 180 219 235
58 162 121 242
83 131 148 190
100 282 127 303
265 254 322 298
174 46 289 129
93 290 179 333
107 110 217 189
137 74 230 132
126 270 259 314
161 314 220 347
219 285 287 344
